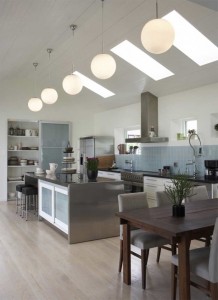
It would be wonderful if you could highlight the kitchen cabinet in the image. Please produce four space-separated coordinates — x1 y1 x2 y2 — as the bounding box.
7 119 39 200
98 170 121 180
38 180 68 234
143 176 172 207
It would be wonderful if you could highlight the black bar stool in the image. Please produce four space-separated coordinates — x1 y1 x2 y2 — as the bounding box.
21 187 38 221
16 184 30 215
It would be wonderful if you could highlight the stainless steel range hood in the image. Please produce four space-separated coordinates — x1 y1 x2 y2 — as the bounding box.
125 92 169 143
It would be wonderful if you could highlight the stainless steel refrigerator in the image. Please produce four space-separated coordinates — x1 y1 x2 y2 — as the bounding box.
79 136 114 175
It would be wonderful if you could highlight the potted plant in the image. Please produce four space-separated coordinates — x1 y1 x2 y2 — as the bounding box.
165 173 194 217
86 157 99 181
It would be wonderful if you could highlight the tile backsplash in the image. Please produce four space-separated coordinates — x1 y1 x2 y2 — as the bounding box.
115 145 218 176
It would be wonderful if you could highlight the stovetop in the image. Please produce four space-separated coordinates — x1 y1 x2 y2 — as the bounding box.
121 171 144 183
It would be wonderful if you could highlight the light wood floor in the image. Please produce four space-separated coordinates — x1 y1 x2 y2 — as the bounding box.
0 202 208 300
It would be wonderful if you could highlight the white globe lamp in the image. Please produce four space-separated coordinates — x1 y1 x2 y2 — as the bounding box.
41 88 58 104
28 97 43 112
62 74 83 95
141 18 175 54
91 53 116 79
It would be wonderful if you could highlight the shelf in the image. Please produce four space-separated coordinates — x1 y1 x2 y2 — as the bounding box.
8 180 24 183
8 149 39 152
8 135 38 138
8 165 37 168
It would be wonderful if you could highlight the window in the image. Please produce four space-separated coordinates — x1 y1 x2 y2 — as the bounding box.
184 119 197 137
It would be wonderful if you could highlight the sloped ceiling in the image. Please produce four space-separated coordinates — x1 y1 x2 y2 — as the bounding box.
0 0 217 111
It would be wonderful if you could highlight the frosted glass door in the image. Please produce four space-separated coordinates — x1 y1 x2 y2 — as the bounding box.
54 187 68 233
39 181 54 222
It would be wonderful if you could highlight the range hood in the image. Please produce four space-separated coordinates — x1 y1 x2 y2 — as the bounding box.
125 92 169 143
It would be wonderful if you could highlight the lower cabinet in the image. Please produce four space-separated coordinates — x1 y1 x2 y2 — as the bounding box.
98 171 121 180
39 180 68 234
144 176 172 207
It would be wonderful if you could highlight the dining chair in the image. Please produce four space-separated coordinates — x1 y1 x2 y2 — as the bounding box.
118 192 170 289
171 217 218 300
186 185 209 202
187 185 211 246
156 191 177 263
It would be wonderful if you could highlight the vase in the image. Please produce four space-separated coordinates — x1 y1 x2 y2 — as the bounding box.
172 205 185 217
87 170 98 181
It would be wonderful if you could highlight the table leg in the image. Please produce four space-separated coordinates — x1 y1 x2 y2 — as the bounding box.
178 234 191 300
123 223 131 285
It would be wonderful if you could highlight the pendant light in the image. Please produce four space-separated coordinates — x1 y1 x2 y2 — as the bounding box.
91 0 116 79
28 63 43 112
141 0 175 54
62 24 83 95
41 49 58 104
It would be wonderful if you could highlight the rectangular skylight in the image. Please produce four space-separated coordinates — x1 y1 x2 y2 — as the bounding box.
74 71 115 98
111 40 174 80
163 10 218 65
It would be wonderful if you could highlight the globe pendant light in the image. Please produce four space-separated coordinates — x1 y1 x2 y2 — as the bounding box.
41 49 58 104
141 0 175 54
28 63 43 112
91 0 116 79
62 24 83 95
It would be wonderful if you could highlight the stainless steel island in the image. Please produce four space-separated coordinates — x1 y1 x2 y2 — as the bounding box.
25 173 124 244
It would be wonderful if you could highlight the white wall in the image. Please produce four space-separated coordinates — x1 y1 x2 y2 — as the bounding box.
94 82 218 148
0 77 96 201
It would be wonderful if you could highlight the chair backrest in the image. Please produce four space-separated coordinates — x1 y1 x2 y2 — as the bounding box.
156 191 171 207
118 192 148 212
186 185 209 202
209 217 218 283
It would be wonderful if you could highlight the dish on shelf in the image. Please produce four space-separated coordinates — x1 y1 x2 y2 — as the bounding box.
20 162 27 166
8 192 16 198
35 172 45 175
30 147 38 150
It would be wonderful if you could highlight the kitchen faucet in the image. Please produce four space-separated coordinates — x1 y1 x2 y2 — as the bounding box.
125 159 133 172
188 133 202 178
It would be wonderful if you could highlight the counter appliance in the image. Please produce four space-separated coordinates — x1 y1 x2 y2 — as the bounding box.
205 160 218 178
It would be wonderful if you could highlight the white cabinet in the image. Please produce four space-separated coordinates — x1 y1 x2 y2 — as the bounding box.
38 180 68 234
98 171 121 180
7 120 39 200
143 176 172 207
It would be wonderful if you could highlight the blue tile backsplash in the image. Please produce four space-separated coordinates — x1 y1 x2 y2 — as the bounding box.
115 145 218 176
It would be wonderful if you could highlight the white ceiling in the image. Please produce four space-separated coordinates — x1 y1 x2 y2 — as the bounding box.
0 0 218 111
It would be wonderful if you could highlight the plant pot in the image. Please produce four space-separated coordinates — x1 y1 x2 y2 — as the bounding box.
172 205 185 217
87 170 98 182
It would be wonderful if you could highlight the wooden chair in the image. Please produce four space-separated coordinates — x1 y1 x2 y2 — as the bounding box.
187 185 211 246
118 192 170 289
171 217 218 300
156 191 177 262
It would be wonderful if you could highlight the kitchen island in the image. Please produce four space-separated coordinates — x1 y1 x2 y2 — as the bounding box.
25 173 124 244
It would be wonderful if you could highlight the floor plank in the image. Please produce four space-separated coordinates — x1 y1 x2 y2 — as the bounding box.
0 202 208 300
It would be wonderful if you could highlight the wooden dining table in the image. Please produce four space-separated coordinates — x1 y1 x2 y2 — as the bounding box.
116 198 218 300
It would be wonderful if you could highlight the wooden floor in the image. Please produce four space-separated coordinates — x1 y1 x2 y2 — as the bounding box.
0 202 208 300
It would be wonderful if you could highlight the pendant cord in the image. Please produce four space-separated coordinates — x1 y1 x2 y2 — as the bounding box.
33 62 38 97
101 0 104 54
156 0 158 19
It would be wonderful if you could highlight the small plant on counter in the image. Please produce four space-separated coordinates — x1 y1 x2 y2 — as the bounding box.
165 173 194 206
86 157 99 171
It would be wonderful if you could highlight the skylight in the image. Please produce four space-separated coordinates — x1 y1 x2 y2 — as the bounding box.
74 71 115 98
163 10 218 65
111 40 174 80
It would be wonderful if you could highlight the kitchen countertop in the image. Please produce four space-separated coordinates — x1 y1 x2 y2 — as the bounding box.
26 172 122 187
99 168 218 184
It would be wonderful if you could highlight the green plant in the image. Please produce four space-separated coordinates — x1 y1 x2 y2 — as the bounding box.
86 157 99 171
165 173 194 206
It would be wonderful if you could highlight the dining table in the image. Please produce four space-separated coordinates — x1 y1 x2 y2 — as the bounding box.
116 198 218 300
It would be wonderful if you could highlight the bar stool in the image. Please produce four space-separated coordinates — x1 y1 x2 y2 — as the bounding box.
21 186 38 221
16 184 30 215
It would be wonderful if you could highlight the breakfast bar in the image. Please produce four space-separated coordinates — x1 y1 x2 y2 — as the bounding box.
25 172 124 244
